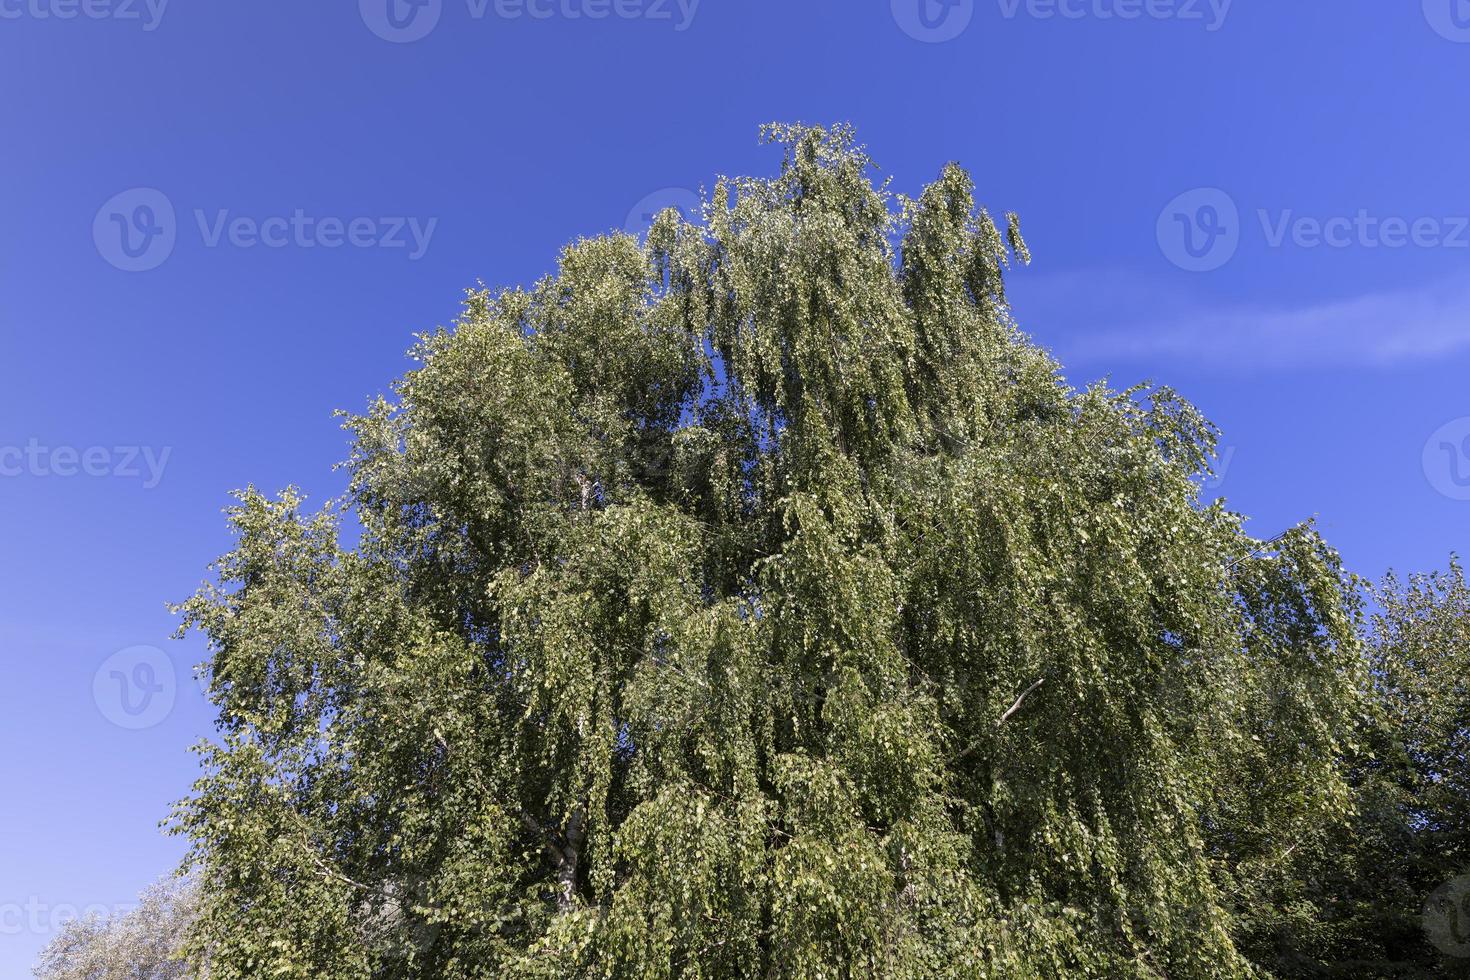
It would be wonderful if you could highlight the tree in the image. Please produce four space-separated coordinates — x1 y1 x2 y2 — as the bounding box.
1370 561 1470 936
171 123 1367 978
1219 560 1470 980
34 876 199 980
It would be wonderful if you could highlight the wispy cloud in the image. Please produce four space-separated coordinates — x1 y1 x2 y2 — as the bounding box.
1008 271 1470 372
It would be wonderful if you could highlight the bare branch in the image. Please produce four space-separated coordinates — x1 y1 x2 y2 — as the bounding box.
996 678 1045 727
948 678 1046 764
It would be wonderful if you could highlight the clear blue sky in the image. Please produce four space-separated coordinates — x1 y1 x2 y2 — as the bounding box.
3 2 1468 972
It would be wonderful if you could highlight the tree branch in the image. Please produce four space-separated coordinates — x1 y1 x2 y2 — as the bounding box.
949 678 1046 764
996 678 1044 727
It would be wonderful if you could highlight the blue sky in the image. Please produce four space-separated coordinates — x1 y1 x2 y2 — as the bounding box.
3 1 1468 972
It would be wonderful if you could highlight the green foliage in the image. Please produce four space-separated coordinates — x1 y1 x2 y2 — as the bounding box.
172 124 1373 978
1372 561 1470 897
34 876 199 980
1241 561 1470 978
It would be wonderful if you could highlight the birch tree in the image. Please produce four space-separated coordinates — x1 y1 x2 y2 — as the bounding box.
171 124 1366 979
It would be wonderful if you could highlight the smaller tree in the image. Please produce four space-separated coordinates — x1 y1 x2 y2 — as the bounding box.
1358 559 1470 977
1243 560 1470 978
34 875 200 980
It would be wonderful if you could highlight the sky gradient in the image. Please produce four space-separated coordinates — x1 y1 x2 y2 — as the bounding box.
3 1 1469 973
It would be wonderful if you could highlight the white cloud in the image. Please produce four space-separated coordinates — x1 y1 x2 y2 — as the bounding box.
1007 271 1470 372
